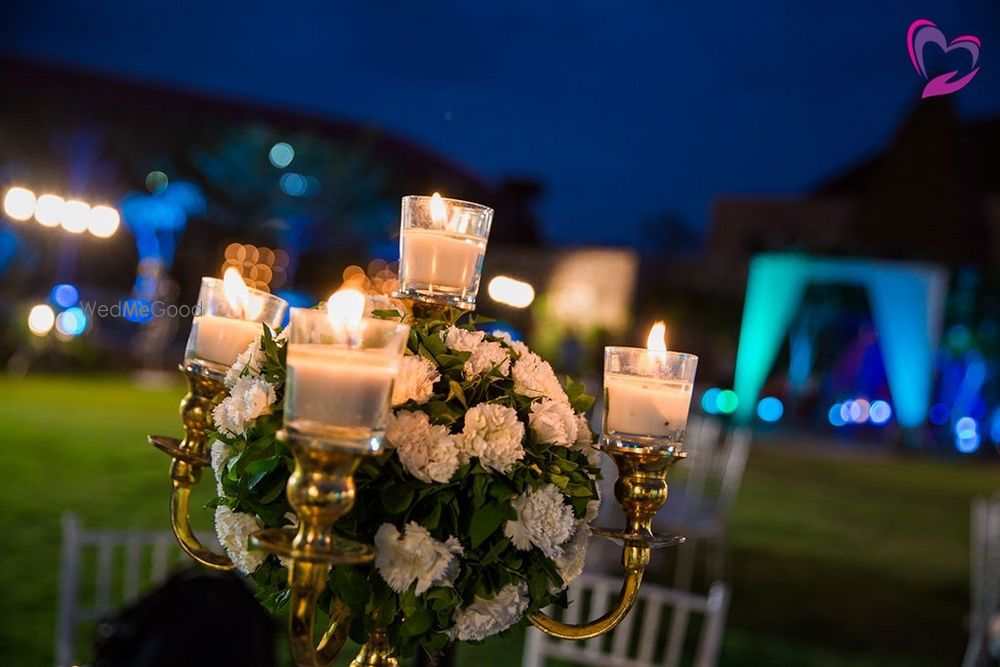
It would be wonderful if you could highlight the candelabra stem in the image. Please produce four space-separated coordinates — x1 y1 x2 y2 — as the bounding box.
252 431 378 667
349 627 399 667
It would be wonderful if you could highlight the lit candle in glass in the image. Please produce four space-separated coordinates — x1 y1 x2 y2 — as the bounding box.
185 268 287 374
396 193 493 310
284 289 410 451
602 322 698 449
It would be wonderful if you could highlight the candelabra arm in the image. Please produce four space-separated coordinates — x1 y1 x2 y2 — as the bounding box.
149 363 234 571
288 563 353 667
529 555 646 640
169 462 234 570
530 444 684 641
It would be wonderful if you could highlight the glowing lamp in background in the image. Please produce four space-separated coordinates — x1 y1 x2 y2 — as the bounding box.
60 200 91 234
487 276 535 309
88 205 121 238
34 194 65 227
4 187 36 221
27 304 55 336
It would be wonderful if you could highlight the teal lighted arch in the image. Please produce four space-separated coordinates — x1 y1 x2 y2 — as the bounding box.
732 254 947 428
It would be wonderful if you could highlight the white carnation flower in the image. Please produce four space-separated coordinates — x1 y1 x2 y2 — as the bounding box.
512 351 566 401
442 326 511 380
210 440 232 495
555 522 591 586
572 413 602 465
214 506 264 574
386 410 460 483
451 582 529 642
224 339 265 388
491 330 530 358
212 376 277 438
391 355 440 406
529 399 579 447
504 483 576 559
585 497 601 523
459 403 525 474
374 522 463 595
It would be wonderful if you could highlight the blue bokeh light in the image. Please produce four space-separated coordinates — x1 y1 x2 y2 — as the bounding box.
828 404 846 427
269 142 295 168
51 283 79 308
55 306 87 336
928 403 949 426
990 409 1000 444
956 432 980 454
955 417 978 439
700 388 721 415
280 172 309 197
756 396 784 422
869 400 892 425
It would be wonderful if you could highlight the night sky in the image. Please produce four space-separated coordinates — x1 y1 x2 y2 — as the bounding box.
2 0 998 245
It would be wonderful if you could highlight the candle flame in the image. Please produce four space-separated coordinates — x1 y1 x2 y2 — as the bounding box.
327 288 366 329
430 192 447 226
223 267 250 313
646 321 667 353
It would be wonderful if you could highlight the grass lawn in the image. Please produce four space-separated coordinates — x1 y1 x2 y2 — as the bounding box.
0 374 997 665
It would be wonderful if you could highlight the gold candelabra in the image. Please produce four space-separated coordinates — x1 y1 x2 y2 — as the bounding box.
148 306 688 666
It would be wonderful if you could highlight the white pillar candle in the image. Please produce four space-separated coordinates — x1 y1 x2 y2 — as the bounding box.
190 315 262 367
399 227 485 292
285 345 398 439
602 322 698 447
604 373 693 436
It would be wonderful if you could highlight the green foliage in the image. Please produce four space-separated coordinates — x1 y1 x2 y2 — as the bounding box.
213 311 600 661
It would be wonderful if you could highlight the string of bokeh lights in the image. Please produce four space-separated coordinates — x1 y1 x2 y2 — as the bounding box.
3 187 120 238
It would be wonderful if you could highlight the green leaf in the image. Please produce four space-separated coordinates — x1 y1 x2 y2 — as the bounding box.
258 475 288 504
381 484 415 514
329 567 369 608
472 474 489 507
470 502 510 548
571 394 596 414
447 380 468 409
549 473 570 490
400 608 432 638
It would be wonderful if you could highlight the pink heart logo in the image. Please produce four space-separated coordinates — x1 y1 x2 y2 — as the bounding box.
907 19 981 98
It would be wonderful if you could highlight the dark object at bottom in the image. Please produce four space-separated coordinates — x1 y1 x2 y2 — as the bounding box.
94 566 276 667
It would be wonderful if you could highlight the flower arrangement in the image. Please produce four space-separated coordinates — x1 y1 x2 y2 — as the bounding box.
209 303 601 660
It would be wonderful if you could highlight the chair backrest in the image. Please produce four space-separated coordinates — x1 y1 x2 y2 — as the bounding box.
664 417 751 531
523 573 730 667
963 494 1000 667
54 513 218 667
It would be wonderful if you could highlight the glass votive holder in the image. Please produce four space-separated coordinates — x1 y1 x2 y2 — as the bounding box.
395 193 494 310
602 346 698 450
184 274 288 376
284 307 410 452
